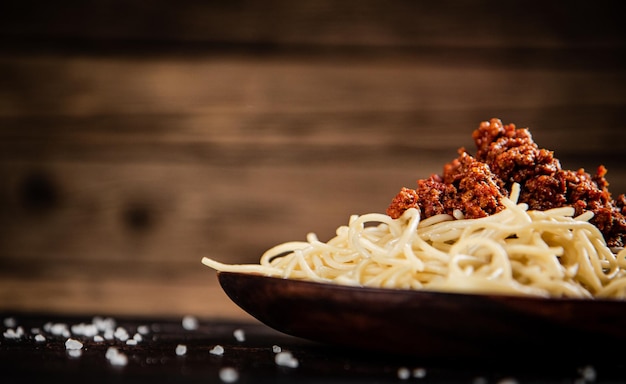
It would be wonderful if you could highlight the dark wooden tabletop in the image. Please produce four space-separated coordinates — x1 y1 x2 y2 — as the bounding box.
2 311 624 383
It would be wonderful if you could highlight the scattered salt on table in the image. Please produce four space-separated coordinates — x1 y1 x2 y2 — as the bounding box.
114 326 129 341
182 315 199 331
48 323 70 337
176 344 187 356
67 349 82 358
106 347 128 366
578 365 597 382
413 367 427 378
274 351 299 368
397 367 410 380
71 322 98 337
209 345 224 356
3 317 17 328
92 316 116 334
65 338 83 350
3 327 24 339
219 367 239 383
233 328 245 342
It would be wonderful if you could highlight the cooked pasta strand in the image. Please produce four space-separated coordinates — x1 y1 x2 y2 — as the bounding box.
202 183 626 299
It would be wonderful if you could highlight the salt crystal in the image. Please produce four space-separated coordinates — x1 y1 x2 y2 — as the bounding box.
579 365 597 382
233 328 245 342
65 338 83 350
93 335 104 342
3 327 24 339
3 317 17 328
34 334 46 342
137 325 149 335
413 367 427 378
397 367 410 380
176 344 187 356
71 322 98 337
105 346 118 359
275 351 299 368
49 323 69 337
93 316 116 332
126 339 137 345
272 345 282 353
106 347 128 366
133 333 143 342
209 345 224 356
219 367 239 383
103 328 114 340
67 349 82 358
114 326 129 341
182 315 198 330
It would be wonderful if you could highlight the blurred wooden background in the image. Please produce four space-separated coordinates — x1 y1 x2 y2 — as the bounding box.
1 0 625 319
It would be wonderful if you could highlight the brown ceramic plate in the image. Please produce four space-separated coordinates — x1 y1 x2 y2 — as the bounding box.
217 271 626 358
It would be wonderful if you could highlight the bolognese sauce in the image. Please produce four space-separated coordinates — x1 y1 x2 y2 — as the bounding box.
387 118 626 247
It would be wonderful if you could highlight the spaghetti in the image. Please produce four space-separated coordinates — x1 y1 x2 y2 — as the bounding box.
202 183 626 299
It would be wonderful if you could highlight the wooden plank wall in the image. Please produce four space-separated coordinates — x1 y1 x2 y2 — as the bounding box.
1 0 625 318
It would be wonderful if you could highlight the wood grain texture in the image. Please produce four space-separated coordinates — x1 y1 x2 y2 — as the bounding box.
0 1 625 318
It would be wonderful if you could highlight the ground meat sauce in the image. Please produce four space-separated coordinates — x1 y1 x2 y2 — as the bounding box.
386 118 626 247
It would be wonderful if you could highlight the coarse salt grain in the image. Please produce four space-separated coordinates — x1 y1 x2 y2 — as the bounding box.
275 351 299 368
114 326 129 341
65 338 83 350
67 349 82 358
103 328 114 340
93 335 104 342
105 347 118 359
176 344 187 356
133 333 143 342
92 316 116 333
137 325 149 335
233 329 245 342
209 345 225 356
3 317 17 328
34 334 46 342
71 322 98 337
106 347 128 366
126 339 137 345
579 365 597 382
397 367 410 380
3 327 24 339
272 345 282 353
413 367 427 378
182 315 199 330
49 323 70 337
219 367 239 383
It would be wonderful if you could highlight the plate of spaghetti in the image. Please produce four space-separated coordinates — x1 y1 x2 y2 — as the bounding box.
202 118 626 357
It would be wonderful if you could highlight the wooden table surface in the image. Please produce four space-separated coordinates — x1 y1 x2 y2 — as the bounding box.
3 311 625 383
